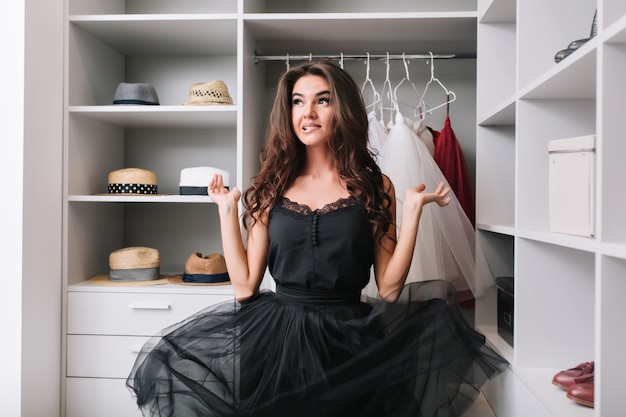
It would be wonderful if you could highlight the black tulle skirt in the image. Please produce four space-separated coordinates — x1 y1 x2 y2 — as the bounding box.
126 280 507 417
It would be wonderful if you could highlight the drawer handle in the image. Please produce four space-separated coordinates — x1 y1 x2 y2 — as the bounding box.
129 302 171 310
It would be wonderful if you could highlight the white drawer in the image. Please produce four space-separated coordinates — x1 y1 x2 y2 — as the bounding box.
66 377 142 417
67 334 149 378
67 291 234 336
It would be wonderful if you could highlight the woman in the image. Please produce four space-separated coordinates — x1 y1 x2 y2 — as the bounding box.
127 61 505 417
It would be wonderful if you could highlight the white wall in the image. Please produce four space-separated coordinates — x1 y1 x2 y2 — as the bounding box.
0 1 64 416
22 0 64 415
0 1 24 416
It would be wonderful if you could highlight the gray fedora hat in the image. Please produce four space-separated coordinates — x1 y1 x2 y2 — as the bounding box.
113 82 160 105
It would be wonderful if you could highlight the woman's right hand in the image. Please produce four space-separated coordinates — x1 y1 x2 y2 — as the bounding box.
208 173 241 212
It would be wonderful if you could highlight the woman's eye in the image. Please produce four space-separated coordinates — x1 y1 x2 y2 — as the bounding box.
292 98 303 105
318 97 330 105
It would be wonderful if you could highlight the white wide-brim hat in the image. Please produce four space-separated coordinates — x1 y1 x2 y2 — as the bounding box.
179 167 229 195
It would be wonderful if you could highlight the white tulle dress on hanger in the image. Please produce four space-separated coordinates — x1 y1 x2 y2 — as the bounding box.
367 111 388 163
363 110 492 302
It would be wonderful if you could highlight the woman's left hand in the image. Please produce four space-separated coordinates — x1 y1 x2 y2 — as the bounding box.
404 181 451 211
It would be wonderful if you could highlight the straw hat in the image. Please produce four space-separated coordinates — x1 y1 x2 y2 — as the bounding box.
167 252 231 286
113 83 160 105
182 80 233 105
179 166 230 195
88 247 170 286
107 168 160 195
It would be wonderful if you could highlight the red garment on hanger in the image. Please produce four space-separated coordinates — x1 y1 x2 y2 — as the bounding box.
433 114 475 226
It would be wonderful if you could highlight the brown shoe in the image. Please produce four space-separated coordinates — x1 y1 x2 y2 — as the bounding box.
552 361 594 390
567 374 594 408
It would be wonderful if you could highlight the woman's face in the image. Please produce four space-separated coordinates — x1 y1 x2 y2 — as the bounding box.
291 74 334 147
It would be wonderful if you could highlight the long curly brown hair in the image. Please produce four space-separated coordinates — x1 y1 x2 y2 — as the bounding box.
242 61 392 239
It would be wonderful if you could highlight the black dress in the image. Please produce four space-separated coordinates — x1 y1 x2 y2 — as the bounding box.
127 196 506 417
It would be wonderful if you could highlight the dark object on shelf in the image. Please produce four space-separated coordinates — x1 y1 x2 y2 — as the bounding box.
113 82 160 105
567 38 590 51
552 361 594 390
554 48 574 63
496 276 514 347
590 9 598 37
554 9 598 63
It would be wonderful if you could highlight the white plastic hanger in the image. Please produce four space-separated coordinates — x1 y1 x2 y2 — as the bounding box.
361 53 381 112
393 53 421 108
379 53 397 124
416 52 456 118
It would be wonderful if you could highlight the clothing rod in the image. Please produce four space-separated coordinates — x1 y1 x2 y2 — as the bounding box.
254 53 462 63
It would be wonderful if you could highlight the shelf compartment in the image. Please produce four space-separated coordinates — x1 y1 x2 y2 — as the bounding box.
515 239 594 369
516 98 596 234
476 230 515 286
244 14 477 56
67 113 237 196
67 202 225 285
476 21 516 120
519 45 597 100
68 22 238 106
476 125 515 228
517 0 598 91
475 230 515 362
69 15 237 55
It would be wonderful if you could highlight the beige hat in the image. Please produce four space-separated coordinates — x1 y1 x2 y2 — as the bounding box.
182 80 233 106
107 168 161 195
167 252 231 286
88 247 170 286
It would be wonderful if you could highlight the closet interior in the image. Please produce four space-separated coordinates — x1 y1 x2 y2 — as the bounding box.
63 1 477 416
52 0 626 416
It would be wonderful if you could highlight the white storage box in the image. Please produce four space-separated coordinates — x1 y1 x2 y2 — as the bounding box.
548 135 595 237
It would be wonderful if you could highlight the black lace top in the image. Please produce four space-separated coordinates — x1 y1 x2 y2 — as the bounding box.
267 196 375 295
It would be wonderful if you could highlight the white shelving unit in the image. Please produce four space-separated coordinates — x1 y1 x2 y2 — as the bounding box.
63 2 242 416
475 0 626 416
